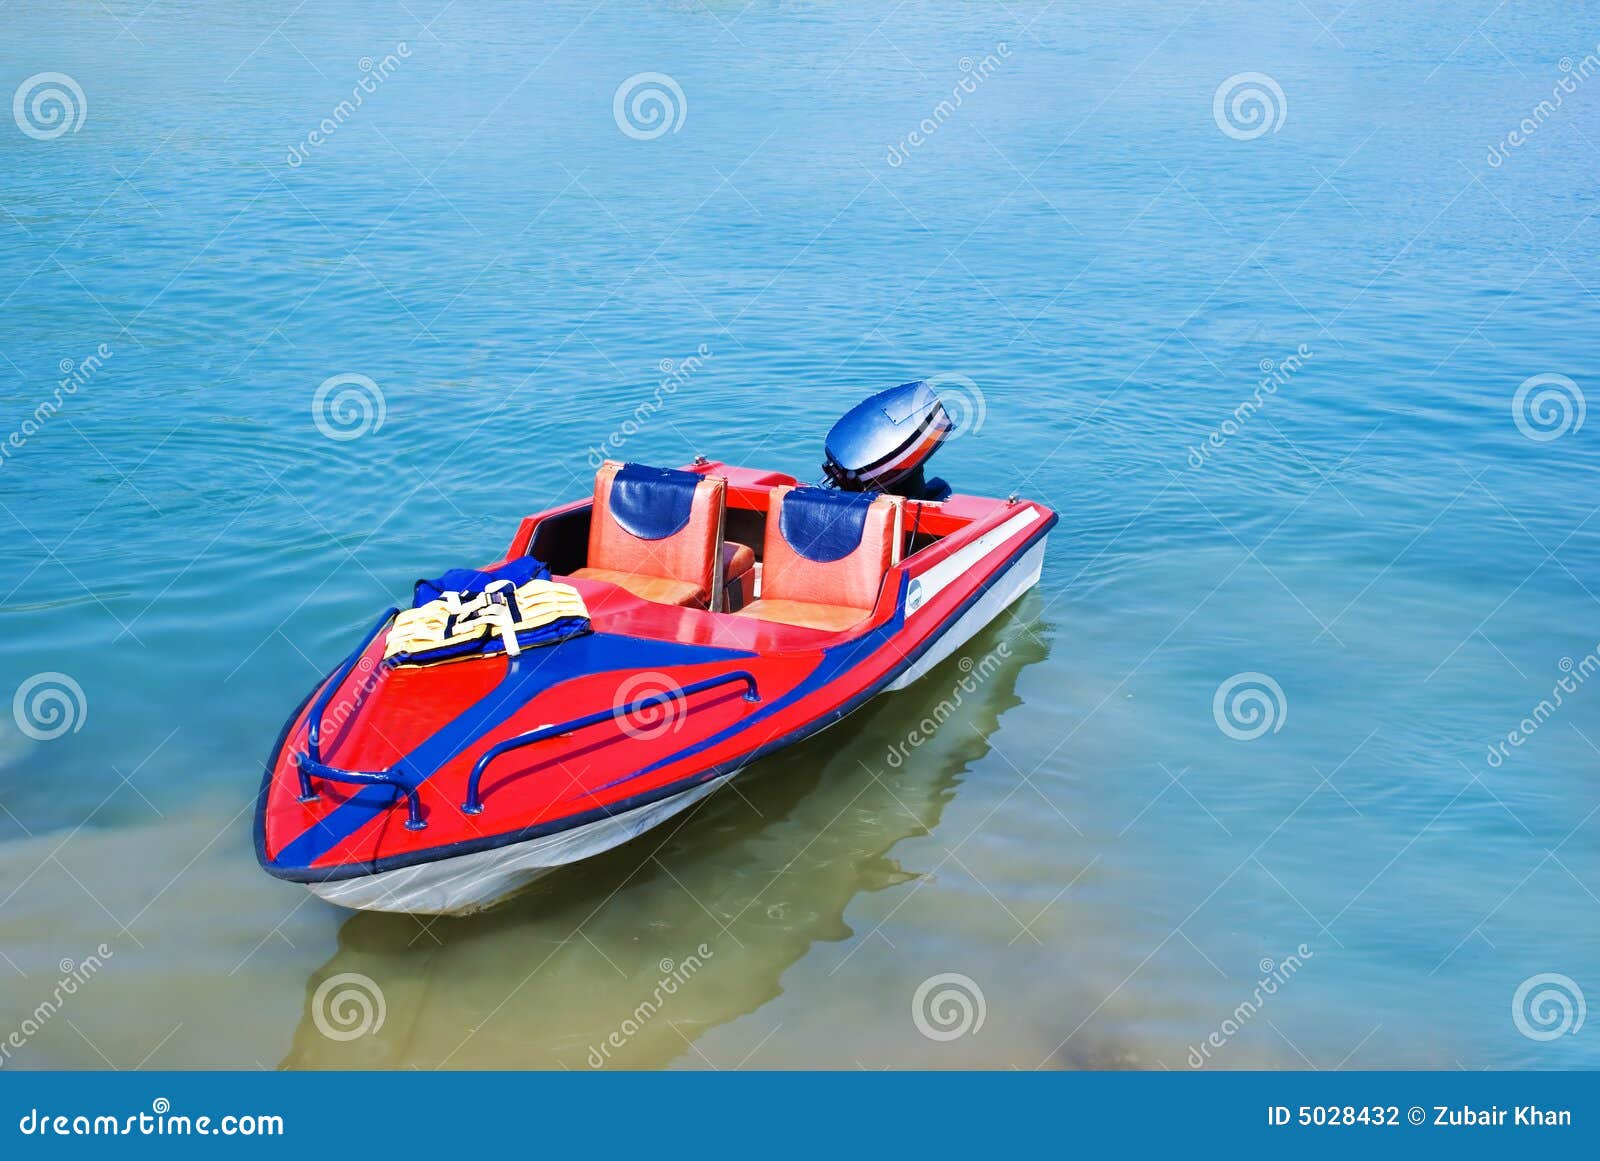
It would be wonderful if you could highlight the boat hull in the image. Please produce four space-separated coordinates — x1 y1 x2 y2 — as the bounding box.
304 533 1048 915
308 772 734 914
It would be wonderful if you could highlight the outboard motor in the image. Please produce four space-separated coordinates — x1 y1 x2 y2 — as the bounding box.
822 381 954 502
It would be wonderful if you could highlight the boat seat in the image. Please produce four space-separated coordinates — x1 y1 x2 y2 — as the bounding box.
569 568 705 608
722 541 756 612
571 461 728 609
735 486 903 631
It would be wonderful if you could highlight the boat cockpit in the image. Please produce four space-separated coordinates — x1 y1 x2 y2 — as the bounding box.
524 460 916 632
512 381 969 633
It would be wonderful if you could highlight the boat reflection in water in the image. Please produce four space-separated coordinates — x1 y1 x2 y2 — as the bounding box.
283 603 1050 1069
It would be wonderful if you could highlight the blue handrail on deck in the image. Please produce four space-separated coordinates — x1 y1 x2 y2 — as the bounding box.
293 607 427 830
295 754 426 831
461 669 761 816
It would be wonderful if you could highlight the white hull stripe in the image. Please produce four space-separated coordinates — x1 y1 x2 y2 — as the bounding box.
907 506 1041 615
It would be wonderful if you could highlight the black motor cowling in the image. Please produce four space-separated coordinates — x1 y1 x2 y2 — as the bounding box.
822 381 953 501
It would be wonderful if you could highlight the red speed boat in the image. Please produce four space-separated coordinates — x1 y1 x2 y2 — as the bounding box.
255 384 1056 913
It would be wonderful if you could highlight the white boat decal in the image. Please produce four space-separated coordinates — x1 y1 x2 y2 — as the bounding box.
907 507 1041 615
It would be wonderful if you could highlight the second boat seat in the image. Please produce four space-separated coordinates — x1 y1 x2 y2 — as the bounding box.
734 486 903 631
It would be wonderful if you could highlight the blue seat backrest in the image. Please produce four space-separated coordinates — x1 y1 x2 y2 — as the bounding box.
777 487 877 563
608 463 701 540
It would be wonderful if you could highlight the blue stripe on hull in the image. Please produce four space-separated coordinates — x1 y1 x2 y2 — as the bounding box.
272 632 754 869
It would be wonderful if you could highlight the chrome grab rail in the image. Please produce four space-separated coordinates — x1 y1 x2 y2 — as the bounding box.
461 670 760 816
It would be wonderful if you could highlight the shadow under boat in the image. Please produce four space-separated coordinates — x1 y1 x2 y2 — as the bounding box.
282 597 1053 1069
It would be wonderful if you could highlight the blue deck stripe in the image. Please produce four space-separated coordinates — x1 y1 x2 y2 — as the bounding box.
273 632 754 869
579 574 909 797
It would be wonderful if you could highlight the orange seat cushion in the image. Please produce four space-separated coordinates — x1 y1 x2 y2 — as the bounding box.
758 487 903 610
570 567 705 607
720 542 757 613
733 598 870 632
586 461 726 608
723 541 755 578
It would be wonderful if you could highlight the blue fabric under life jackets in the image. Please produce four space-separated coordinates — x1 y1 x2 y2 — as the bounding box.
413 555 551 606
401 557 590 664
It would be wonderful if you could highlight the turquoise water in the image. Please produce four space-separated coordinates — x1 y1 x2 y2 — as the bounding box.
2 2 1598 1069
